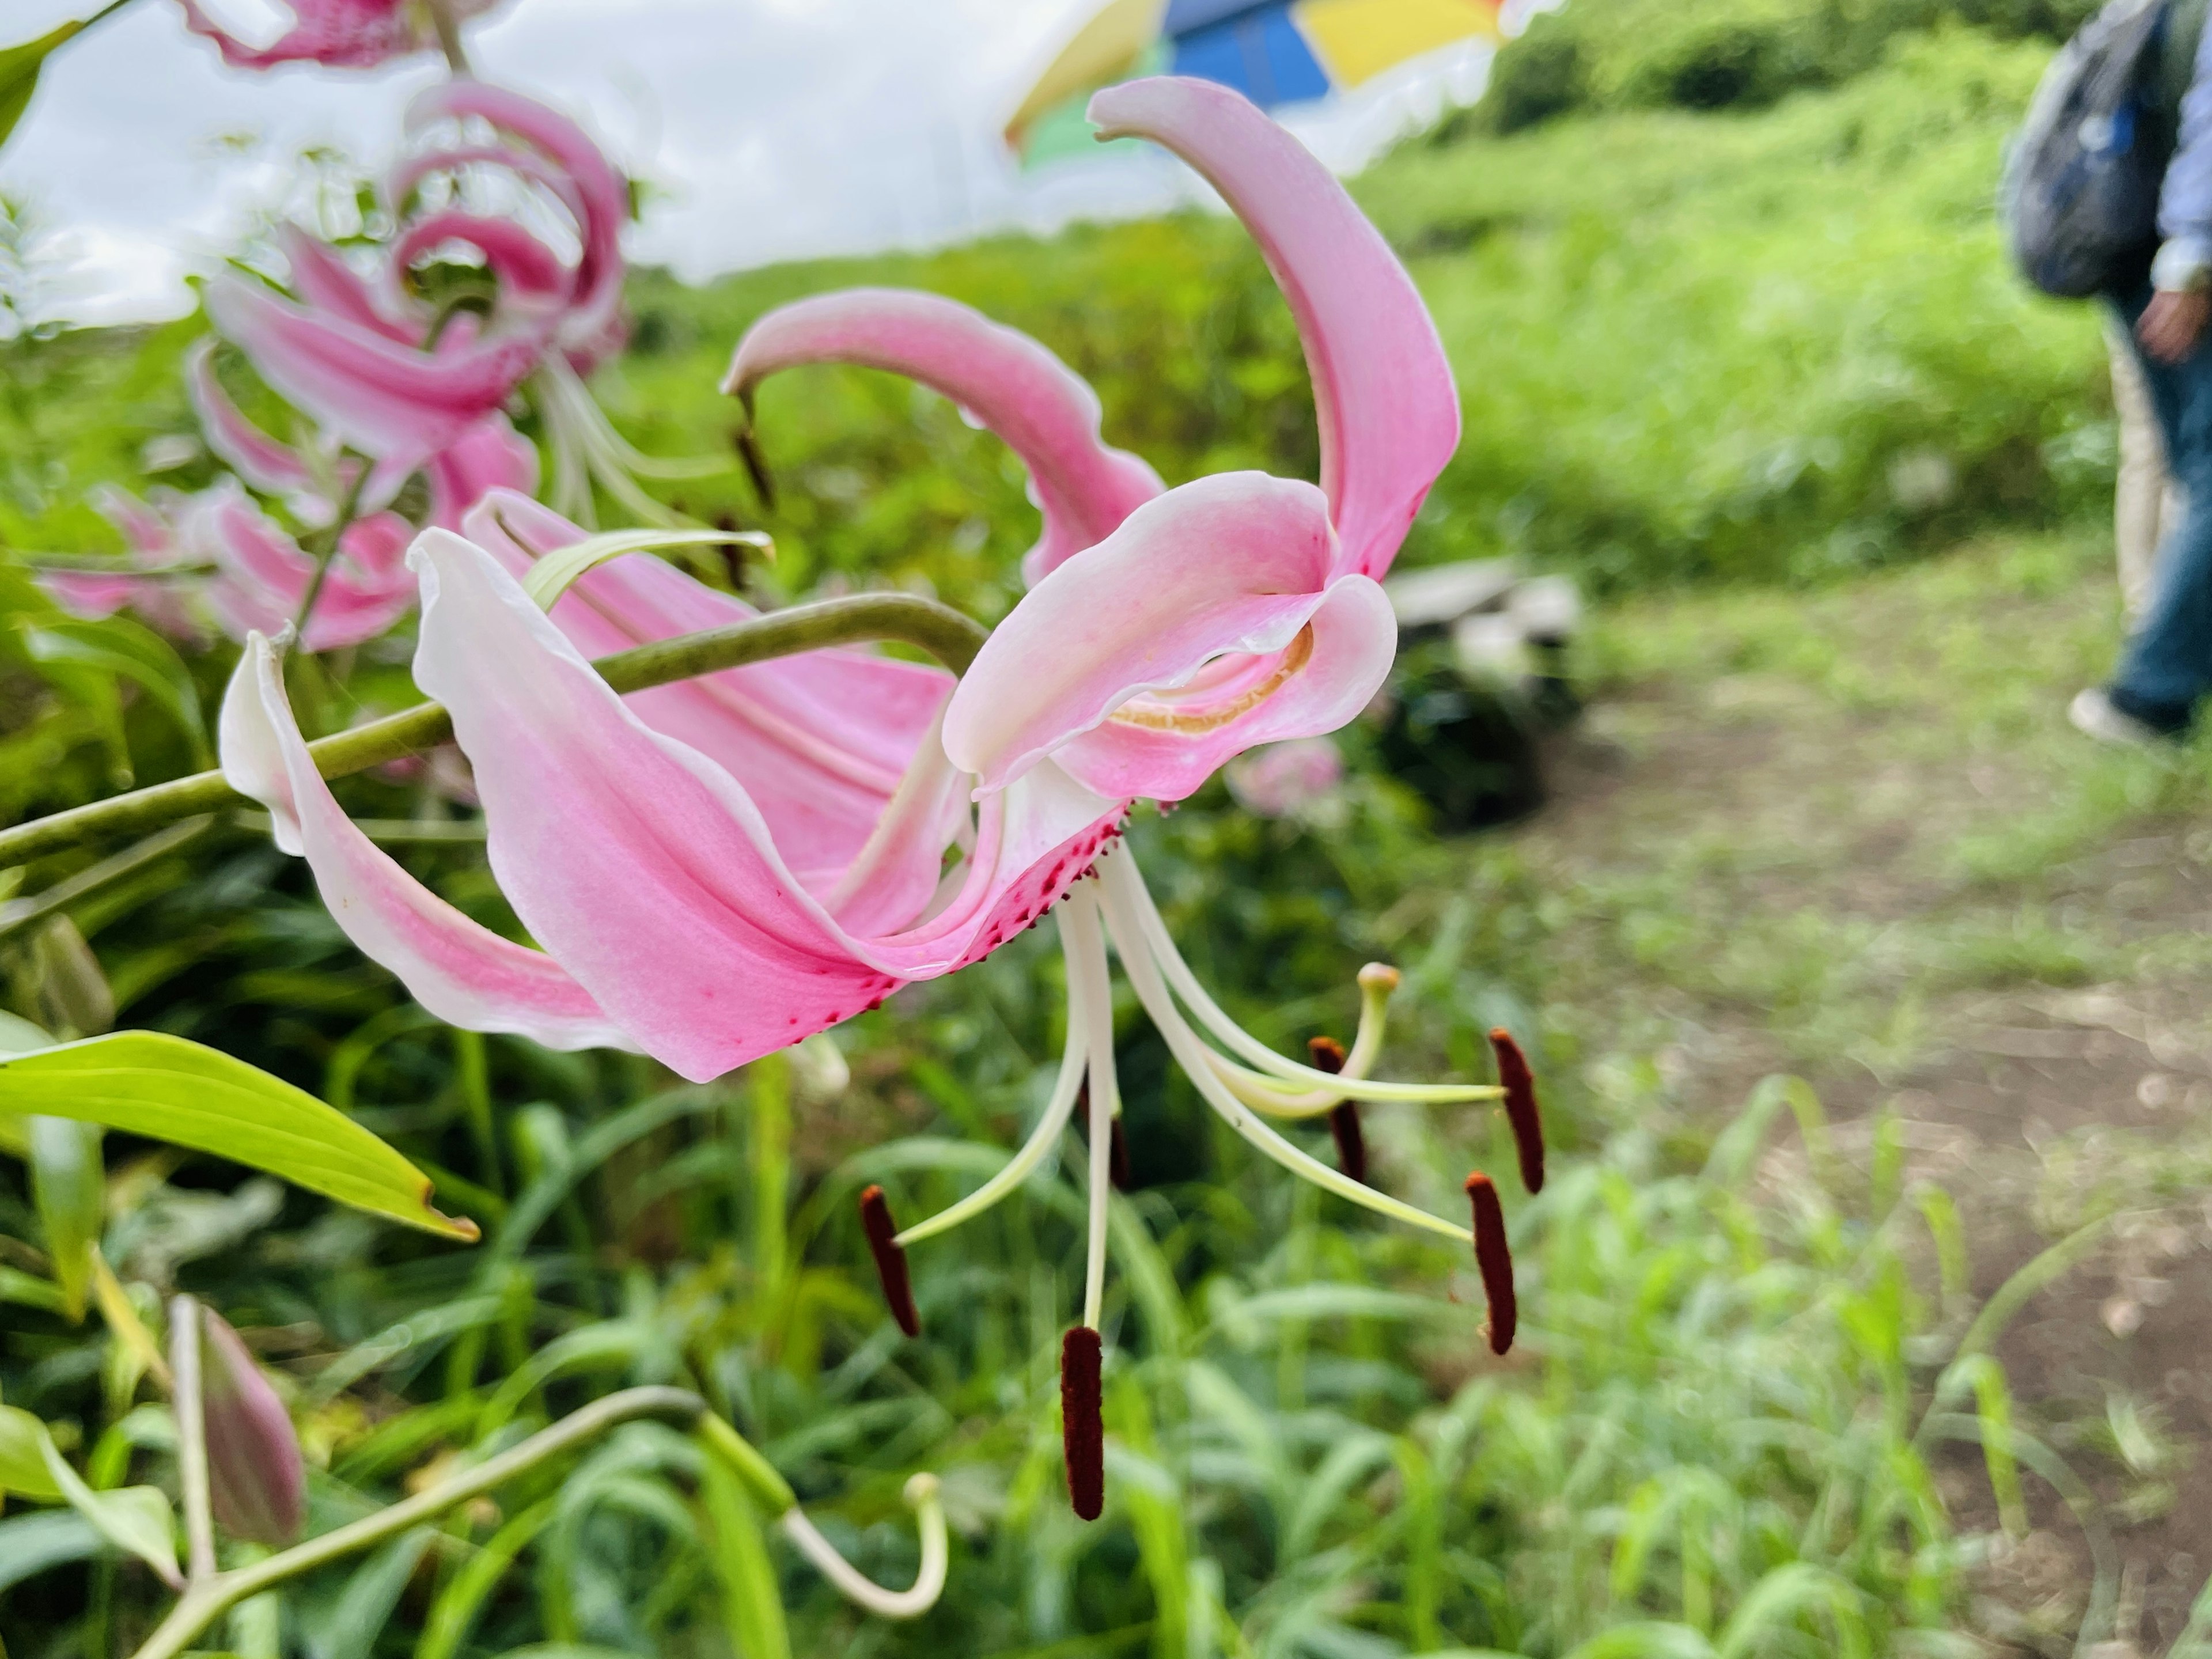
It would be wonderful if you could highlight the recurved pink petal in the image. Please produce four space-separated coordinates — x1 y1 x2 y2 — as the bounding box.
409 532 1115 1079
393 212 573 309
204 272 545 476
407 83 628 360
1051 573 1396 803
177 0 419 69
187 339 316 495
280 226 415 345
218 634 632 1052
1089 77 1460 579
942 472 1337 791
722 289 1162 584
38 572 143 620
199 488 415 650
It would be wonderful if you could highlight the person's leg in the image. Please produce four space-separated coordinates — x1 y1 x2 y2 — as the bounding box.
2111 317 2172 619
2109 290 2212 727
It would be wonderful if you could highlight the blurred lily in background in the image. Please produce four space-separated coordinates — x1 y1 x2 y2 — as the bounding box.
177 0 504 71
204 81 713 528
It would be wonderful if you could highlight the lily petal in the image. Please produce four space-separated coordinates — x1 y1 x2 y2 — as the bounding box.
186 340 316 495
461 491 953 872
1053 574 1395 804
410 531 1113 1079
217 634 631 1052
941 472 1336 791
427 419 540 530
203 272 546 478
1089 77 1460 579
722 289 1162 584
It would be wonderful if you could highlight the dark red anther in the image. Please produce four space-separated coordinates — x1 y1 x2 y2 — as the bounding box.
1307 1036 1347 1074
858 1185 920 1337
1327 1103 1367 1186
1060 1326 1104 1520
1465 1172 1516 1356
1489 1027 1544 1195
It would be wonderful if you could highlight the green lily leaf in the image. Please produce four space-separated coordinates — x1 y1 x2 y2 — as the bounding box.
0 1032 480 1241
37 1430 181 1590
28 1116 102 1321
0 20 82 153
0 1404 63 1501
21 618 210 766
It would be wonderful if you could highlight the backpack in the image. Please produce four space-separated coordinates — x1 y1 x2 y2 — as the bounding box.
2004 0 2177 299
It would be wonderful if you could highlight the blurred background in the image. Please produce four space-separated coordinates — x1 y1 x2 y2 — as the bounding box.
10 0 2212 1653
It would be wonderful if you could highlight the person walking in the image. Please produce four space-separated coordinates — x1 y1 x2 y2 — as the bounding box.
2071 0 2212 744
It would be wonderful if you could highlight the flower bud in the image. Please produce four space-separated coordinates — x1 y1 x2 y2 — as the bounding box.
199 1310 305 1546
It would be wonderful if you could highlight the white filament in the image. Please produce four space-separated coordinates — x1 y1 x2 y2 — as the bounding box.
1096 850 1493 1103
1094 863 1471 1245
1062 884 1120 1331
895 913 1091 1248
779 1473 949 1620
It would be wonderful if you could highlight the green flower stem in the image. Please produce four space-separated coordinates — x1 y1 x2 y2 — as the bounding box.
290 463 373 643
0 592 988 868
127 1386 707 1659
168 1297 217 1585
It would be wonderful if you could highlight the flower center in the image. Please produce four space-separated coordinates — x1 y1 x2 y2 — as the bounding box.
1106 624 1315 733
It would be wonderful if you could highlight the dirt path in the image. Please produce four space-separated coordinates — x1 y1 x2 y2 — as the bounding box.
1501 530 2212 1651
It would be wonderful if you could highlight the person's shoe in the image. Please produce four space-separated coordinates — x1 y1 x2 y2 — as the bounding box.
2069 685 2187 749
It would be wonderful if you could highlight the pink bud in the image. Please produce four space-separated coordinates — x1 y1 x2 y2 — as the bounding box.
200 1312 305 1547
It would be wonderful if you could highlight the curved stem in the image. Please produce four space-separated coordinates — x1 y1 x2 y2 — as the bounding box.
168 1297 216 1585
290 459 372 643
127 1387 704 1659
777 1474 948 1621
0 593 987 866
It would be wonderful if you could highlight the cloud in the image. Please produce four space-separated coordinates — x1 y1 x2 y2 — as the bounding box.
1 0 1488 325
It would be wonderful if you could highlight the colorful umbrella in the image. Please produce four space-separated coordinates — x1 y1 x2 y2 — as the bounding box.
1007 0 1502 153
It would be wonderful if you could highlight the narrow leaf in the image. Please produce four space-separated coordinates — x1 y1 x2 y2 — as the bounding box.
28 1115 102 1320
0 1403 64 1500
22 618 210 764
0 20 82 152
37 1431 181 1590
0 1032 479 1241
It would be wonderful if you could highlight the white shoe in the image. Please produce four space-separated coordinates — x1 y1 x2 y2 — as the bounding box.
2069 687 2179 750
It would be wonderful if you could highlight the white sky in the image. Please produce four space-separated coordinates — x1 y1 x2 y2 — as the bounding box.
2 0 1492 328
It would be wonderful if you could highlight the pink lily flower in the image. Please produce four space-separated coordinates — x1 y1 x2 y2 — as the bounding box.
216 81 1521 1520
202 84 631 506
177 0 505 71
44 480 416 653
218 518 1120 1078
728 75 1461 808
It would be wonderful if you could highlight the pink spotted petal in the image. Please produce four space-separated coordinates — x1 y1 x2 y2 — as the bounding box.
1089 77 1460 579
203 272 546 476
460 491 953 872
941 472 1336 791
186 339 317 495
1051 573 1396 803
722 289 1162 583
218 633 631 1051
410 532 1114 1080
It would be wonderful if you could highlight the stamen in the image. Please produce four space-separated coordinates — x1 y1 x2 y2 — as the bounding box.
894 919 1090 1248
859 1185 920 1337
1489 1028 1545 1195
1093 869 1471 1245
1100 853 1492 1102
1060 1326 1104 1520
1465 1172 1516 1356
1309 1037 1366 1185
1063 885 1121 1332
